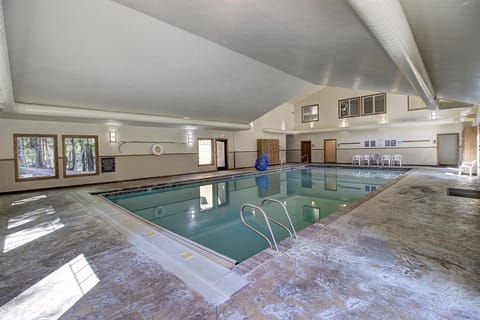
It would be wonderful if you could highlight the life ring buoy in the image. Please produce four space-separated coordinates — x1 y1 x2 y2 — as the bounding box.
152 144 163 155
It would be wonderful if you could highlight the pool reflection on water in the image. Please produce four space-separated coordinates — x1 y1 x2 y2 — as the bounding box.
106 167 405 262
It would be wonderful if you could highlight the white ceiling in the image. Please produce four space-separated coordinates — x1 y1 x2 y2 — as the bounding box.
400 0 480 105
114 0 413 95
3 0 312 124
2 0 480 125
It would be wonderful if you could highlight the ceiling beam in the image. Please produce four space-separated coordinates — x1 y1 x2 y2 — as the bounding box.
348 0 439 110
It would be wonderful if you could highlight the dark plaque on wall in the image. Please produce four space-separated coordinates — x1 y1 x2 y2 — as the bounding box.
101 157 116 173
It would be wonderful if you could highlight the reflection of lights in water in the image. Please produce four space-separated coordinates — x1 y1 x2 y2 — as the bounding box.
188 207 196 220
251 208 256 217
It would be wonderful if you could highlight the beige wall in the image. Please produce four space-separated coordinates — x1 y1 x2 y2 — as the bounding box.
287 123 463 165
288 87 465 165
233 101 294 166
293 86 462 130
0 118 236 193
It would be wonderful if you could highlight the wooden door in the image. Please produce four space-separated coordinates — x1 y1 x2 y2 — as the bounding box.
301 141 312 163
463 126 478 161
257 139 280 165
324 139 337 163
437 133 459 165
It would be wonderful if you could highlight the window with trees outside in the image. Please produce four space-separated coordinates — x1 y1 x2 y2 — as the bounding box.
63 135 99 177
14 134 59 181
198 138 213 166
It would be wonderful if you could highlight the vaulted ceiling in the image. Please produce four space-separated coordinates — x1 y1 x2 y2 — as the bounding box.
2 0 479 125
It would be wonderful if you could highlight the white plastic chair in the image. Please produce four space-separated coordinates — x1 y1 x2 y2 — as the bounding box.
380 155 392 166
457 160 476 176
392 155 402 166
352 155 361 165
370 153 380 166
361 155 370 166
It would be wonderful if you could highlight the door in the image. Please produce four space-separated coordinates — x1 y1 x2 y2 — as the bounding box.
257 139 280 164
437 133 459 166
301 141 312 163
215 139 228 170
324 139 337 163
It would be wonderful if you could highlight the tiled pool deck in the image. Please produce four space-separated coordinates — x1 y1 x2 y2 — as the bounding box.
0 166 479 319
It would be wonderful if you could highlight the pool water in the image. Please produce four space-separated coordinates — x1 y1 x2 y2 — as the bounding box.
104 167 405 262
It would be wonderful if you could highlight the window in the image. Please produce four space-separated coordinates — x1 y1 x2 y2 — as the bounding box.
63 135 99 177
338 97 360 118
362 93 386 115
14 134 59 181
199 184 213 211
198 138 213 166
302 104 319 123
408 95 427 111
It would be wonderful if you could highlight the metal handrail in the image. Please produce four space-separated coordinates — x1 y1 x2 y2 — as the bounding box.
266 216 293 238
261 198 298 240
240 204 279 251
300 154 309 163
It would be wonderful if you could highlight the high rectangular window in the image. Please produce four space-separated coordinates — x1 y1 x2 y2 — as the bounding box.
301 104 319 123
14 134 59 181
63 135 99 177
198 138 213 166
362 93 386 115
338 97 360 118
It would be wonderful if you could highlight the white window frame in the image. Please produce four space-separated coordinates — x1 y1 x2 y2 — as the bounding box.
362 93 386 115
338 97 360 118
197 138 214 166
302 104 319 123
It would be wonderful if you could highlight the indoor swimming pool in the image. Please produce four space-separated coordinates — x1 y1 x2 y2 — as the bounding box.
102 167 406 263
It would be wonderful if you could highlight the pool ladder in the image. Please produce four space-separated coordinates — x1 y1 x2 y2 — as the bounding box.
240 198 298 252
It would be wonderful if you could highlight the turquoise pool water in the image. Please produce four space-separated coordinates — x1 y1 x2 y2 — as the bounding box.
104 167 405 262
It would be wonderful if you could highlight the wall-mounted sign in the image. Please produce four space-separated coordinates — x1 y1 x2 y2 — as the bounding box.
101 157 116 173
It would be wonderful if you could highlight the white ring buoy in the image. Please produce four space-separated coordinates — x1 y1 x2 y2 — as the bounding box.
152 144 163 155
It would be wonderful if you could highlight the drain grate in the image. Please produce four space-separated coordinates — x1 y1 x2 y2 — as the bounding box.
447 188 480 199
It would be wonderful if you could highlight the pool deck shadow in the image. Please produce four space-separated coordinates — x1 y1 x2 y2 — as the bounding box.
0 166 479 319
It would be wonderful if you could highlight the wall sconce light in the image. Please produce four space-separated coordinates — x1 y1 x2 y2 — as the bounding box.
186 132 194 145
430 111 438 120
109 130 117 143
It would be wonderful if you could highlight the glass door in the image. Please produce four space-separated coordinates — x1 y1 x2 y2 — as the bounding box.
215 139 227 170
